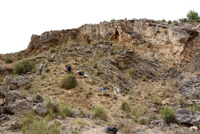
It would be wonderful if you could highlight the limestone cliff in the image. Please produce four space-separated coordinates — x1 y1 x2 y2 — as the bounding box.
27 19 200 67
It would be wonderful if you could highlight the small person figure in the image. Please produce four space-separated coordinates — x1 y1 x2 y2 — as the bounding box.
76 71 84 78
67 65 71 73
39 63 44 76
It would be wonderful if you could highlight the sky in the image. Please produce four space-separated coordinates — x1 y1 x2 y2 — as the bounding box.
0 0 199 54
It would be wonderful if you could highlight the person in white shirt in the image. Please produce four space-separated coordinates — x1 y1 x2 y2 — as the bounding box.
39 64 44 75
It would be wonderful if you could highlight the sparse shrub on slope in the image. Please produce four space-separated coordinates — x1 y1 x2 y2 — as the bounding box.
13 59 35 75
21 111 60 134
5 57 13 63
121 101 131 113
93 106 108 121
187 10 200 22
160 107 174 123
59 74 77 90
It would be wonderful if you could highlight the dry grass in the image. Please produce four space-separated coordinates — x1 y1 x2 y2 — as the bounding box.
121 100 131 113
152 95 162 105
131 105 145 118
122 120 133 134
72 118 88 126
59 74 77 90
93 106 109 121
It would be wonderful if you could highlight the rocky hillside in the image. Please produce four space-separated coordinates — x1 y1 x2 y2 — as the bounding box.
1 19 200 134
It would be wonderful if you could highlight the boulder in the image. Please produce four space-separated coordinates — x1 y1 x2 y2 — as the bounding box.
7 90 20 102
35 93 44 103
16 76 32 90
177 74 200 99
8 99 30 114
175 108 200 126
32 103 48 116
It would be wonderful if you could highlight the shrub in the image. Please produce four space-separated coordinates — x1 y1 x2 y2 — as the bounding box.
132 105 145 118
23 119 60 134
122 120 133 133
5 57 13 63
160 107 174 123
168 20 172 24
189 102 200 112
121 101 131 113
187 10 200 22
59 74 77 90
93 106 108 121
64 105 74 117
13 59 35 75
179 18 187 23
49 48 56 53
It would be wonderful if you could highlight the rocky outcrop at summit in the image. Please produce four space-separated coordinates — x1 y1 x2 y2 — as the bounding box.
27 19 200 67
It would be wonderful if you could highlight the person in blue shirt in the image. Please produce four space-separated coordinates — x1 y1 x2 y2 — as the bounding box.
66 65 71 73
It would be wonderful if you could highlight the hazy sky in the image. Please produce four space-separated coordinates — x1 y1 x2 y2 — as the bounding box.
0 0 199 54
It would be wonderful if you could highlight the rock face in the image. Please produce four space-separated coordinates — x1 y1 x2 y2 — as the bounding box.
175 108 200 126
27 19 200 67
177 73 200 99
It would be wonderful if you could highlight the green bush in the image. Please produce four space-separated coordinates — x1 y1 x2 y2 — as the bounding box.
179 18 187 23
160 107 174 123
121 101 131 113
93 106 108 121
13 59 35 75
187 10 200 22
59 74 77 90
5 57 13 63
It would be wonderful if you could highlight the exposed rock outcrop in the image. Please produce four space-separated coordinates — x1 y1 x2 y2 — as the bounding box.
27 19 200 67
175 108 200 126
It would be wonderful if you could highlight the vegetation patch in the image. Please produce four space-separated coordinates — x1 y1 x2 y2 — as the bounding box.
131 105 145 118
72 118 88 126
21 111 60 134
121 101 131 113
13 59 35 75
93 106 108 121
59 74 77 90
5 57 13 63
160 107 174 124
